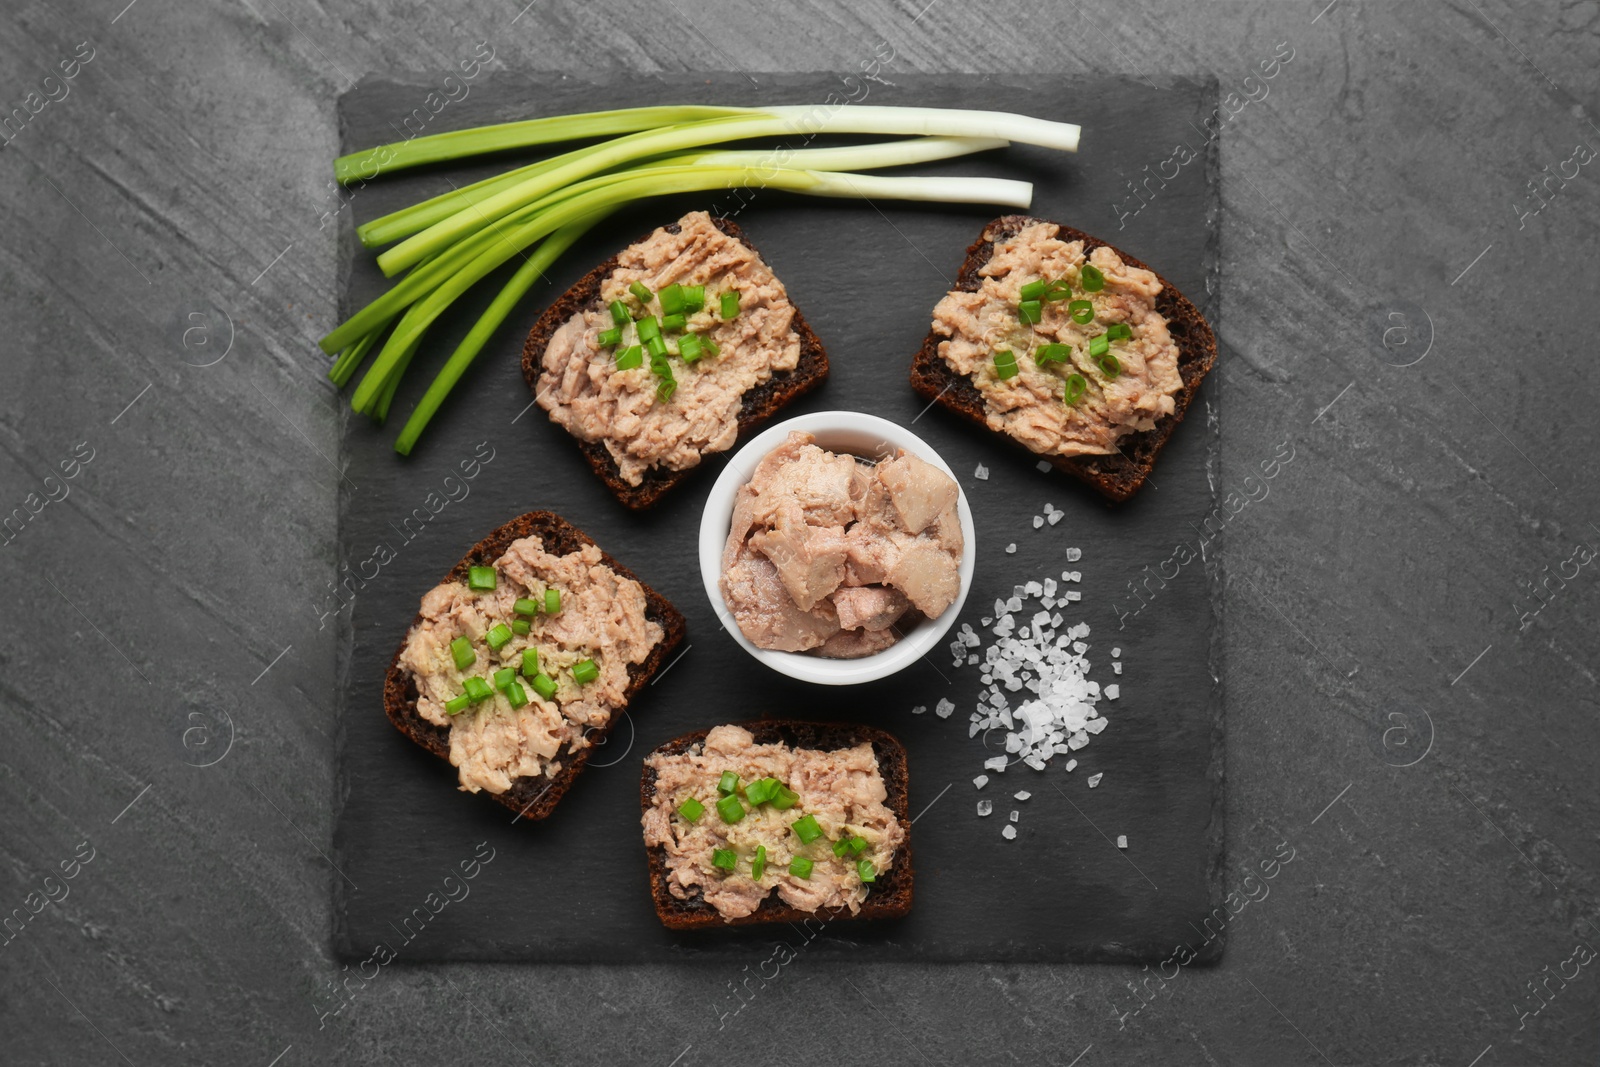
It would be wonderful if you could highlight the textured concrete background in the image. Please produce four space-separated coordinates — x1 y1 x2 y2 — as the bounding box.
2 1 1597 1064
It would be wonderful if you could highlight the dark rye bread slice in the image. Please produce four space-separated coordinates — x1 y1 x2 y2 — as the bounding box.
522 215 830 510
383 511 686 821
909 215 1218 502
641 720 913 930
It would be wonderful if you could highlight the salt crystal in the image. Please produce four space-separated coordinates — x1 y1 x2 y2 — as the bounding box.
974 463 989 480
1116 835 1128 849
935 698 955 718
974 775 988 789
984 756 1007 772
1006 543 1017 554
977 800 993 817
1113 662 1122 675
1043 579 1057 596
1005 597 1023 613
1084 718 1107 734
1072 641 1087 654
1048 512 1063 525
1002 824 1017 839
1066 547 1082 561
1036 460 1052 473
1025 581 1043 596
1032 515 1044 529
1105 685 1119 700
1014 790 1032 801
1065 590 1081 602
1066 571 1081 582
1111 647 1121 657
1008 810 1019 823
912 704 927 715
1066 759 1077 771
1087 773 1103 788
968 655 978 665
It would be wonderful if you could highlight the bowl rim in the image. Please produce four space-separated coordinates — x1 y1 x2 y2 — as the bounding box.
697 409 977 686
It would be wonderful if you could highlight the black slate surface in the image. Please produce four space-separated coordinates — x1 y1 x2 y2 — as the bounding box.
332 72 1221 963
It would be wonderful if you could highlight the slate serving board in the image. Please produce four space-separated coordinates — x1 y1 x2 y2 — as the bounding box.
331 72 1222 963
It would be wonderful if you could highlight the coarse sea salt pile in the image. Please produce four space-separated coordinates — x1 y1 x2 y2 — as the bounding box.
944 549 1110 779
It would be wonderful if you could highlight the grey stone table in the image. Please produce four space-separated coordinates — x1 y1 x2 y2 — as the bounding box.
2 2 1597 1063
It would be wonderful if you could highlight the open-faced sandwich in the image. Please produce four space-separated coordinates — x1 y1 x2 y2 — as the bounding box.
385 511 685 819
641 721 912 928
909 215 1217 501
524 211 829 509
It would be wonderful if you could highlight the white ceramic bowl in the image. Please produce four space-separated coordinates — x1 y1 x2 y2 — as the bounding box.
698 410 977 686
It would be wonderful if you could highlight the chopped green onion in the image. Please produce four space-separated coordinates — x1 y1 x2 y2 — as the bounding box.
660 312 687 332
521 648 540 676
493 667 515 690
1034 343 1071 366
510 617 531 636
720 290 740 318
1043 279 1073 302
1063 373 1087 404
571 658 598 684
449 636 476 670
514 597 539 616
856 858 876 883
468 565 497 591
1088 334 1110 358
702 337 720 359
485 623 513 650
771 785 800 810
681 284 705 312
544 588 561 614
656 376 677 403
1020 279 1048 301
505 680 528 708
609 299 630 325
846 835 868 855
712 848 737 871
445 693 471 715
716 794 746 824
1095 351 1122 378
678 334 704 363
718 771 739 795
1068 299 1094 324
531 672 558 701
629 280 653 304
658 283 686 315
831 838 850 857
1079 263 1105 292
1017 299 1042 325
751 844 767 880
745 777 779 805
1106 322 1132 341
635 315 661 342
646 335 669 360
994 349 1019 380
789 856 813 879
596 326 623 347
614 344 643 370
463 676 493 703
791 814 823 844
677 797 705 823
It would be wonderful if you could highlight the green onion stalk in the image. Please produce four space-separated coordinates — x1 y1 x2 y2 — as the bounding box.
323 105 1081 453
